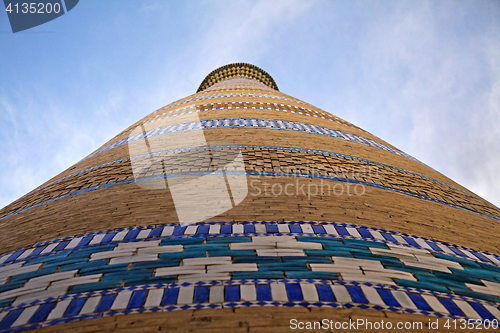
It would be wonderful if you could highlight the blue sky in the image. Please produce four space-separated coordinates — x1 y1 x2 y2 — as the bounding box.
0 0 499 209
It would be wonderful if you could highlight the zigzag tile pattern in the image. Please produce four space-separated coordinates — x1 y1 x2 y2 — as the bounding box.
0 222 499 331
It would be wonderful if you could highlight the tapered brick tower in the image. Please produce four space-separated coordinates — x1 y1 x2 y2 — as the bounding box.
0 63 499 332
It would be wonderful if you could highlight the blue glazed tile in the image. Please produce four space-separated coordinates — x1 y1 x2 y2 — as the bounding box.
208 250 255 257
231 272 285 280
256 284 272 301
413 275 465 289
64 298 87 317
193 286 210 303
316 285 336 302
206 237 251 243
96 294 117 312
346 285 368 304
148 227 163 238
393 279 449 293
381 233 397 243
102 269 153 282
479 262 500 272
184 244 228 250
0 298 14 308
424 241 443 252
243 225 255 233
42 258 89 269
406 293 432 311
159 250 206 260
161 289 180 306
234 257 282 264
285 283 303 301
29 302 56 323
131 261 181 270
27 246 46 258
59 259 108 273
0 281 28 293
448 287 500 303
101 233 117 243
402 237 420 248
312 225 326 234
9 266 59 281
5 250 24 263
335 227 350 236
432 271 482 285
124 230 140 240
343 239 388 249
297 236 341 244
53 241 71 252
76 236 94 248
437 297 465 316
289 225 302 233
376 289 401 307
356 228 373 239
433 253 480 268
0 308 24 329
472 251 492 263
285 272 339 280
69 282 122 294
160 238 204 246
266 224 279 233
449 247 467 257
128 290 148 309
172 226 186 236
283 257 332 264
196 226 210 235
468 302 496 320
225 285 240 302
79 263 129 275
124 276 176 287
221 225 232 234
24 251 70 265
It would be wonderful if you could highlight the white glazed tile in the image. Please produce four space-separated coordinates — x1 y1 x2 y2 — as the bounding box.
40 242 59 254
322 224 339 236
112 231 128 242
17 249 35 260
270 283 288 301
50 275 102 288
209 285 224 303
277 224 290 233
209 225 221 234
111 291 133 310
255 224 267 234
240 285 256 301
144 289 163 308
90 249 134 260
331 285 351 303
300 224 314 234
277 242 322 250
421 295 449 314
454 300 481 319
46 299 72 320
156 267 205 276
300 283 319 302
392 235 408 245
161 226 175 237
361 286 385 306
369 231 385 240
185 226 198 235
80 296 102 315
0 263 42 279
178 287 195 304
346 227 361 238
137 230 152 239
89 234 105 245
12 305 40 327
392 291 417 309
232 224 244 234
207 263 258 273
137 245 183 254
484 304 500 320
65 237 83 250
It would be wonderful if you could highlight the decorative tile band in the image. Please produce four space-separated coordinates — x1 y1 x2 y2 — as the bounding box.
3 165 497 223
18 144 478 210
83 117 422 165
0 222 499 331
144 100 365 134
0 280 499 332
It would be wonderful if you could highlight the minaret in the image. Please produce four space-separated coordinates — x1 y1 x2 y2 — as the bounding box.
0 63 499 332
